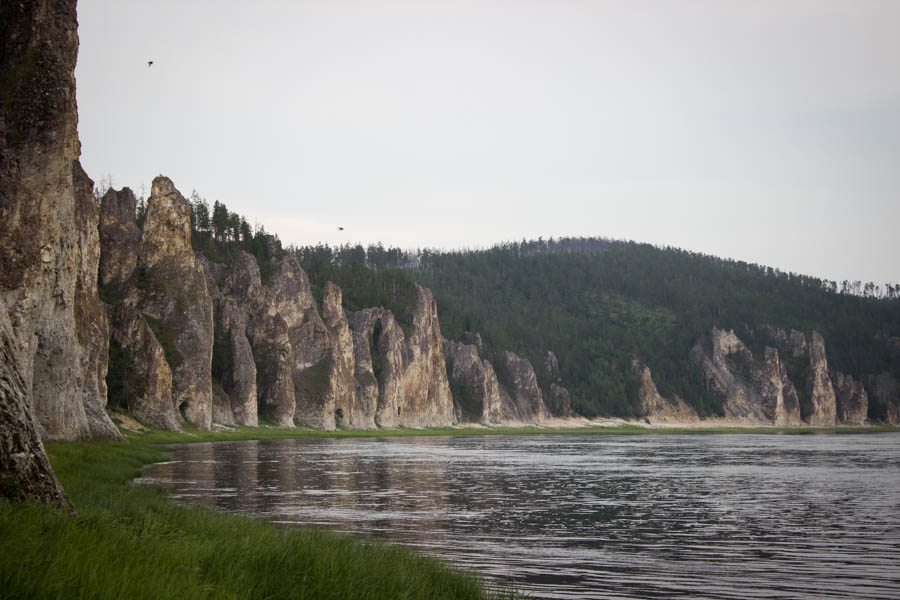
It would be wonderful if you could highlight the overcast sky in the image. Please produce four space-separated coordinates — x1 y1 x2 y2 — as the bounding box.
75 1 900 285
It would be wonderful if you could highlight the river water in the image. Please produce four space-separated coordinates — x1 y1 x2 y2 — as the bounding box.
138 433 900 599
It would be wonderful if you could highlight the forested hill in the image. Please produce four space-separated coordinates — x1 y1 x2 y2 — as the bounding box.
296 237 900 419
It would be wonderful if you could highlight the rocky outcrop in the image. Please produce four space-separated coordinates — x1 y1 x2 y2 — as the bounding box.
831 371 868 425
108 304 179 430
73 164 121 440
761 327 836 426
322 283 374 429
542 351 574 417
98 187 140 287
444 339 504 424
1 0 118 442
803 332 837 426
1 298 72 510
762 348 803 427
496 351 548 424
268 257 325 428
691 328 802 424
137 177 214 429
349 285 455 428
206 252 259 427
865 372 900 425
101 177 215 430
631 359 698 422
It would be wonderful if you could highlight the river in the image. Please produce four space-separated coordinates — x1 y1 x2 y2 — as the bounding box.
138 433 900 599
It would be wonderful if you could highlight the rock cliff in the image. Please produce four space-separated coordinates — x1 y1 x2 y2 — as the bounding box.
831 370 868 425
348 285 455 428
0 0 118 442
542 351 574 418
630 359 698 422
443 338 504 424
691 328 803 424
1 0 120 506
495 351 548 424
865 372 900 425
100 178 215 430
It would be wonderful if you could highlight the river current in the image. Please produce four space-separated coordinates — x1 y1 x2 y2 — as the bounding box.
138 433 900 599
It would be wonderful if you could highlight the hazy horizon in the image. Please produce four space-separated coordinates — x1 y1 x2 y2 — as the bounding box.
75 1 900 286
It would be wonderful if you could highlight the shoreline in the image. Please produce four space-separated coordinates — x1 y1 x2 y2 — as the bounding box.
115 413 900 446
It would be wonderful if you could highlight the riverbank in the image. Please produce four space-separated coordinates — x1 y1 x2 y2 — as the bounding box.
121 418 900 446
0 434 518 600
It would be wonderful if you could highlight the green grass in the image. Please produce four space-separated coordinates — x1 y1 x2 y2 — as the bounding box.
0 433 519 600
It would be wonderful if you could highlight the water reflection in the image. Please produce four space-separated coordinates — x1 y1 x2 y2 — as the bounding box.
139 434 900 599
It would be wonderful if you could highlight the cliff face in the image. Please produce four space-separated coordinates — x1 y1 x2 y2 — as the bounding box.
496 351 548 424
138 178 214 429
322 282 374 429
1 0 115 506
865 372 900 425
349 285 455 428
691 328 804 424
100 178 215 430
444 339 504 424
690 327 866 425
542 351 574 418
1 298 73 509
210 252 259 427
0 0 119 442
831 370 868 426
630 359 698 423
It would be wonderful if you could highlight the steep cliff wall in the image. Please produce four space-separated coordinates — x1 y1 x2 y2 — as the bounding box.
322 283 375 429
630 359 698 423
348 285 455 428
831 370 868 425
444 339 504 424
100 177 215 430
0 0 119 441
495 351 548 424
691 328 803 424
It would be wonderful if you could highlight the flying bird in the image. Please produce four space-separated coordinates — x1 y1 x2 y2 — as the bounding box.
147 60 153 68
337 227 344 231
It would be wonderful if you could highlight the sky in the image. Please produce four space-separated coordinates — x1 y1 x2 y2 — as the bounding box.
74 0 900 285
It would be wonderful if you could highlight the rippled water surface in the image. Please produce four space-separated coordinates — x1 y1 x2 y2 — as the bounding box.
139 434 900 599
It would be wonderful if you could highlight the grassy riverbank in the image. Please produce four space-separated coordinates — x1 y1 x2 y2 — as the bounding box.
0 433 517 600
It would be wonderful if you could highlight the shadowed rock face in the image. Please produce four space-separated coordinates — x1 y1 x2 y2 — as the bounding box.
203 252 259 427
444 339 504 424
691 328 803 424
496 351 548 424
0 300 73 510
99 187 139 287
865 372 900 425
831 371 868 425
99 177 215 430
630 359 698 423
542 350 574 418
108 304 179 430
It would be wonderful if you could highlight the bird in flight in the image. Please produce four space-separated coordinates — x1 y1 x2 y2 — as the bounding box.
337 227 344 231
147 60 154 68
